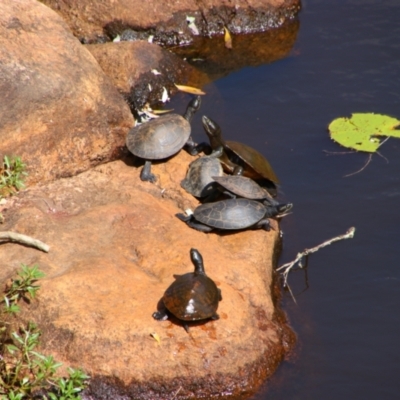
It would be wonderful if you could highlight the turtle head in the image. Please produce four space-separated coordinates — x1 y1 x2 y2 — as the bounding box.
190 248 206 275
202 116 224 149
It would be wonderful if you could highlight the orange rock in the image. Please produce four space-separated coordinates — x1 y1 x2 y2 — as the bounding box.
0 0 134 186
0 152 294 398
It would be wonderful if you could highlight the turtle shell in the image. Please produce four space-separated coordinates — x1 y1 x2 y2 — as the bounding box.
181 155 223 197
224 140 279 183
126 114 190 160
193 198 267 230
163 272 220 321
212 175 273 200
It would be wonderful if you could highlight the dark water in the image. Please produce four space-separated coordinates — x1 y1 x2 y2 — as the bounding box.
175 0 400 398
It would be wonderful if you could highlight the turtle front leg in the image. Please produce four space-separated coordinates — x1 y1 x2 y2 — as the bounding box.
184 138 212 156
233 165 244 175
140 160 157 182
254 218 271 231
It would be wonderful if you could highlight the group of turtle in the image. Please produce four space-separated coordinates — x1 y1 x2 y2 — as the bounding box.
125 96 293 332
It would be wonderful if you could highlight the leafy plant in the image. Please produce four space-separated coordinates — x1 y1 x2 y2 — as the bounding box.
329 113 400 152
0 265 89 399
0 156 28 198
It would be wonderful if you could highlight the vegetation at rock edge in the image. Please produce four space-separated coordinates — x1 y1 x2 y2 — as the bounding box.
0 264 89 399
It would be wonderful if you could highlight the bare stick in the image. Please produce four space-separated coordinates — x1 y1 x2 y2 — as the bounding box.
0 231 50 253
171 386 182 400
277 227 356 292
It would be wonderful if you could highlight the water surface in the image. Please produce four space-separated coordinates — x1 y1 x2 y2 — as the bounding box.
178 0 400 398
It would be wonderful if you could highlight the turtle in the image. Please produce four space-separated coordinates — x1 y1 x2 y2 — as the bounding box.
180 149 224 198
201 115 279 189
126 96 202 182
152 248 222 332
211 175 288 207
177 198 291 233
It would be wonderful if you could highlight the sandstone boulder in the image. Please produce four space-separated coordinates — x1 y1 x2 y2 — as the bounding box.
0 152 294 399
0 0 134 186
39 0 301 45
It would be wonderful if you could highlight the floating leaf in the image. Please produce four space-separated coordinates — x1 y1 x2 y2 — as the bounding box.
150 332 161 345
329 113 400 152
224 27 233 49
174 84 206 95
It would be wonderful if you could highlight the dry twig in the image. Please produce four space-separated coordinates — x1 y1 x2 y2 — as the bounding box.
276 227 356 302
0 231 50 252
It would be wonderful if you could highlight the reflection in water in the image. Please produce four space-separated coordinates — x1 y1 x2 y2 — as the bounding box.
170 1 400 398
171 20 299 81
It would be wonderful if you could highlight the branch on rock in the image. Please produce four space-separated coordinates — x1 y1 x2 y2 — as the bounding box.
0 231 50 253
277 227 356 302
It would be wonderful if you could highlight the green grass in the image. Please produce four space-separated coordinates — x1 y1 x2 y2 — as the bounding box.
0 265 89 399
0 156 28 199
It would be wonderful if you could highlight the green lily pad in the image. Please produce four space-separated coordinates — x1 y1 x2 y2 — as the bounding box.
329 113 400 152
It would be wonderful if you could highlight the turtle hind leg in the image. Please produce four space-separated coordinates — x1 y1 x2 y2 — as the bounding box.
140 160 157 182
152 310 169 321
211 313 220 321
175 213 214 233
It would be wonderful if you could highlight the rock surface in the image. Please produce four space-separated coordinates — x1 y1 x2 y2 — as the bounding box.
39 0 301 45
0 0 134 186
86 41 210 110
0 0 299 398
0 153 294 399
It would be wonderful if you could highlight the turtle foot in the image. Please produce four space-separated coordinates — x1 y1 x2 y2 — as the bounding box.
254 218 271 231
140 160 157 182
140 172 157 183
152 310 168 321
184 140 211 156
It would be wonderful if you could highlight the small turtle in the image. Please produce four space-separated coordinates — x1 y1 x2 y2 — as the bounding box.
212 175 276 202
211 175 293 210
181 149 224 198
153 248 222 332
201 116 279 188
177 198 290 233
126 96 202 182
